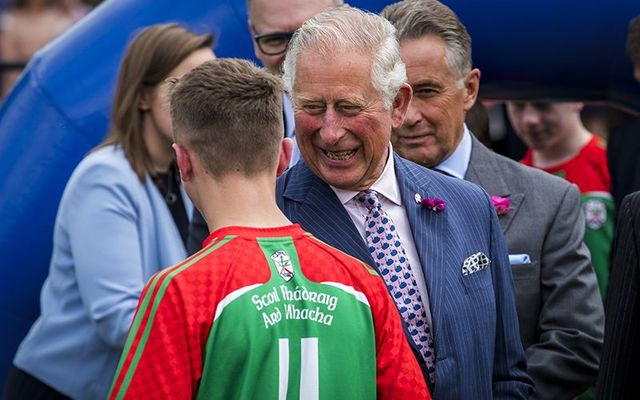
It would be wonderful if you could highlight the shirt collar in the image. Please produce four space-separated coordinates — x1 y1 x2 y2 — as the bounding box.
434 124 472 179
331 143 402 206
282 92 295 138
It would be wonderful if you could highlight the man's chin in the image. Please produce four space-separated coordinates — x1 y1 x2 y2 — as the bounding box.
395 147 439 168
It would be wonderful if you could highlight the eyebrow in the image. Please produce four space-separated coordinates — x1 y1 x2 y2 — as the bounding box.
411 78 442 87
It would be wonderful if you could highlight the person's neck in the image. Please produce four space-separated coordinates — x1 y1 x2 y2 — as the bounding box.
196 173 291 234
532 125 592 169
142 123 173 174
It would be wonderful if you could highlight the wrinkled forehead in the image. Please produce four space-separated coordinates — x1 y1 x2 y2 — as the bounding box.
294 47 374 80
249 0 337 33
291 50 380 105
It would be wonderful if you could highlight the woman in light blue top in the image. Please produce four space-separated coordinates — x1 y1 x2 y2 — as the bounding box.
4 23 215 400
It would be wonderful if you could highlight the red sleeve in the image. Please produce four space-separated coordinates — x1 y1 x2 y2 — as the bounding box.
364 266 431 400
109 274 204 399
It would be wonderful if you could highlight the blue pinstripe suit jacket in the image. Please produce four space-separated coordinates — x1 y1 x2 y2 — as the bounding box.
276 154 534 399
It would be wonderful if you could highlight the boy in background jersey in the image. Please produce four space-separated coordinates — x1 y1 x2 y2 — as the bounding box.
506 101 613 296
108 58 429 400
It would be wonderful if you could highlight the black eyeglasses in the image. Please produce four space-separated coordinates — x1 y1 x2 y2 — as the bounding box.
253 31 295 56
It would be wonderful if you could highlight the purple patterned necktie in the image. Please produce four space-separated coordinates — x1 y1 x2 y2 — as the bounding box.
356 189 436 381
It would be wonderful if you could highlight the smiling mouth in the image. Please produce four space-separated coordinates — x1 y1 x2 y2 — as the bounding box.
401 131 431 138
323 149 356 160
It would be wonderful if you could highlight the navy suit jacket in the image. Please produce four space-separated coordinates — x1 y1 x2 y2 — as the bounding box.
276 154 533 399
596 191 640 399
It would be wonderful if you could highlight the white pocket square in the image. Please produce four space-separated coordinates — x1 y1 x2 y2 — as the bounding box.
509 254 531 265
462 252 491 276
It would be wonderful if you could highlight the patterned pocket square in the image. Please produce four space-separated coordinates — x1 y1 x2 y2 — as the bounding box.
462 252 491 276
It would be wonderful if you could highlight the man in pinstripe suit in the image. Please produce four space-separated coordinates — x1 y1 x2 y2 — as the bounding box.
275 6 532 399
596 192 640 399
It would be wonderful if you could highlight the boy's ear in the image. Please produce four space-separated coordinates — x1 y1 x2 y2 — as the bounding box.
173 143 193 183
277 138 294 176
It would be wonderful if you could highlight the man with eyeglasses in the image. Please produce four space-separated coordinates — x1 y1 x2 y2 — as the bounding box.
248 0 343 166
186 0 343 255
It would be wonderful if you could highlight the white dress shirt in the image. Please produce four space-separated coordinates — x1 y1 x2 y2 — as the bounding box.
282 93 301 167
435 124 472 179
330 144 433 328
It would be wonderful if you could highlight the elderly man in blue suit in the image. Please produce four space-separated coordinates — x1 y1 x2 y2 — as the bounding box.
186 4 532 398
275 6 533 399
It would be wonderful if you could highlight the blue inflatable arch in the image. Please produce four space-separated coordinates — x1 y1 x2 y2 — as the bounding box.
0 0 639 388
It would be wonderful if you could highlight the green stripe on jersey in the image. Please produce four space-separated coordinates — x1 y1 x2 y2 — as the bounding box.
197 236 377 400
111 236 234 399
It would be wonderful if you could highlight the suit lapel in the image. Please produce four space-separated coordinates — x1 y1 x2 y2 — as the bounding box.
464 136 523 233
281 163 375 266
394 155 449 340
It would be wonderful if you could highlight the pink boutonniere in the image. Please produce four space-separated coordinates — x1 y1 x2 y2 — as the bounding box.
414 193 446 212
491 195 510 216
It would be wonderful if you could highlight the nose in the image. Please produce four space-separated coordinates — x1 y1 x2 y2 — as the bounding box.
520 103 542 127
319 110 346 146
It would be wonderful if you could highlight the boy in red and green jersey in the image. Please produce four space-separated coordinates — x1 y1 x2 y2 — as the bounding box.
109 225 428 399
522 135 613 295
109 58 429 400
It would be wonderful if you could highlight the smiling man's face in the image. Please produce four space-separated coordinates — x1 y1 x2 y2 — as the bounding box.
393 35 478 168
292 50 405 191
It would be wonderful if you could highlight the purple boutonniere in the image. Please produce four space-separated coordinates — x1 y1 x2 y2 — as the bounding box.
491 195 510 216
414 193 446 212
422 197 446 212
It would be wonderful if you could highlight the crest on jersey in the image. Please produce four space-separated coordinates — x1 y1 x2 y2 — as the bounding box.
271 250 294 281
584 198 607 229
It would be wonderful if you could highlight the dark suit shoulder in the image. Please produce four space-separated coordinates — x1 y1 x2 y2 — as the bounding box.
397 154 489 198
467 143 582 242
276 162 301 192
276 162 314 203
491 151 570 190
619 191 640 231
596 189 640 399
609 118 640 147
484 151 578 210
621 191 640 210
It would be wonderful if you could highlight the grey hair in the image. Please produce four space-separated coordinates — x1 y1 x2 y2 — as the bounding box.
381 0 472 84
282 5 406 109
